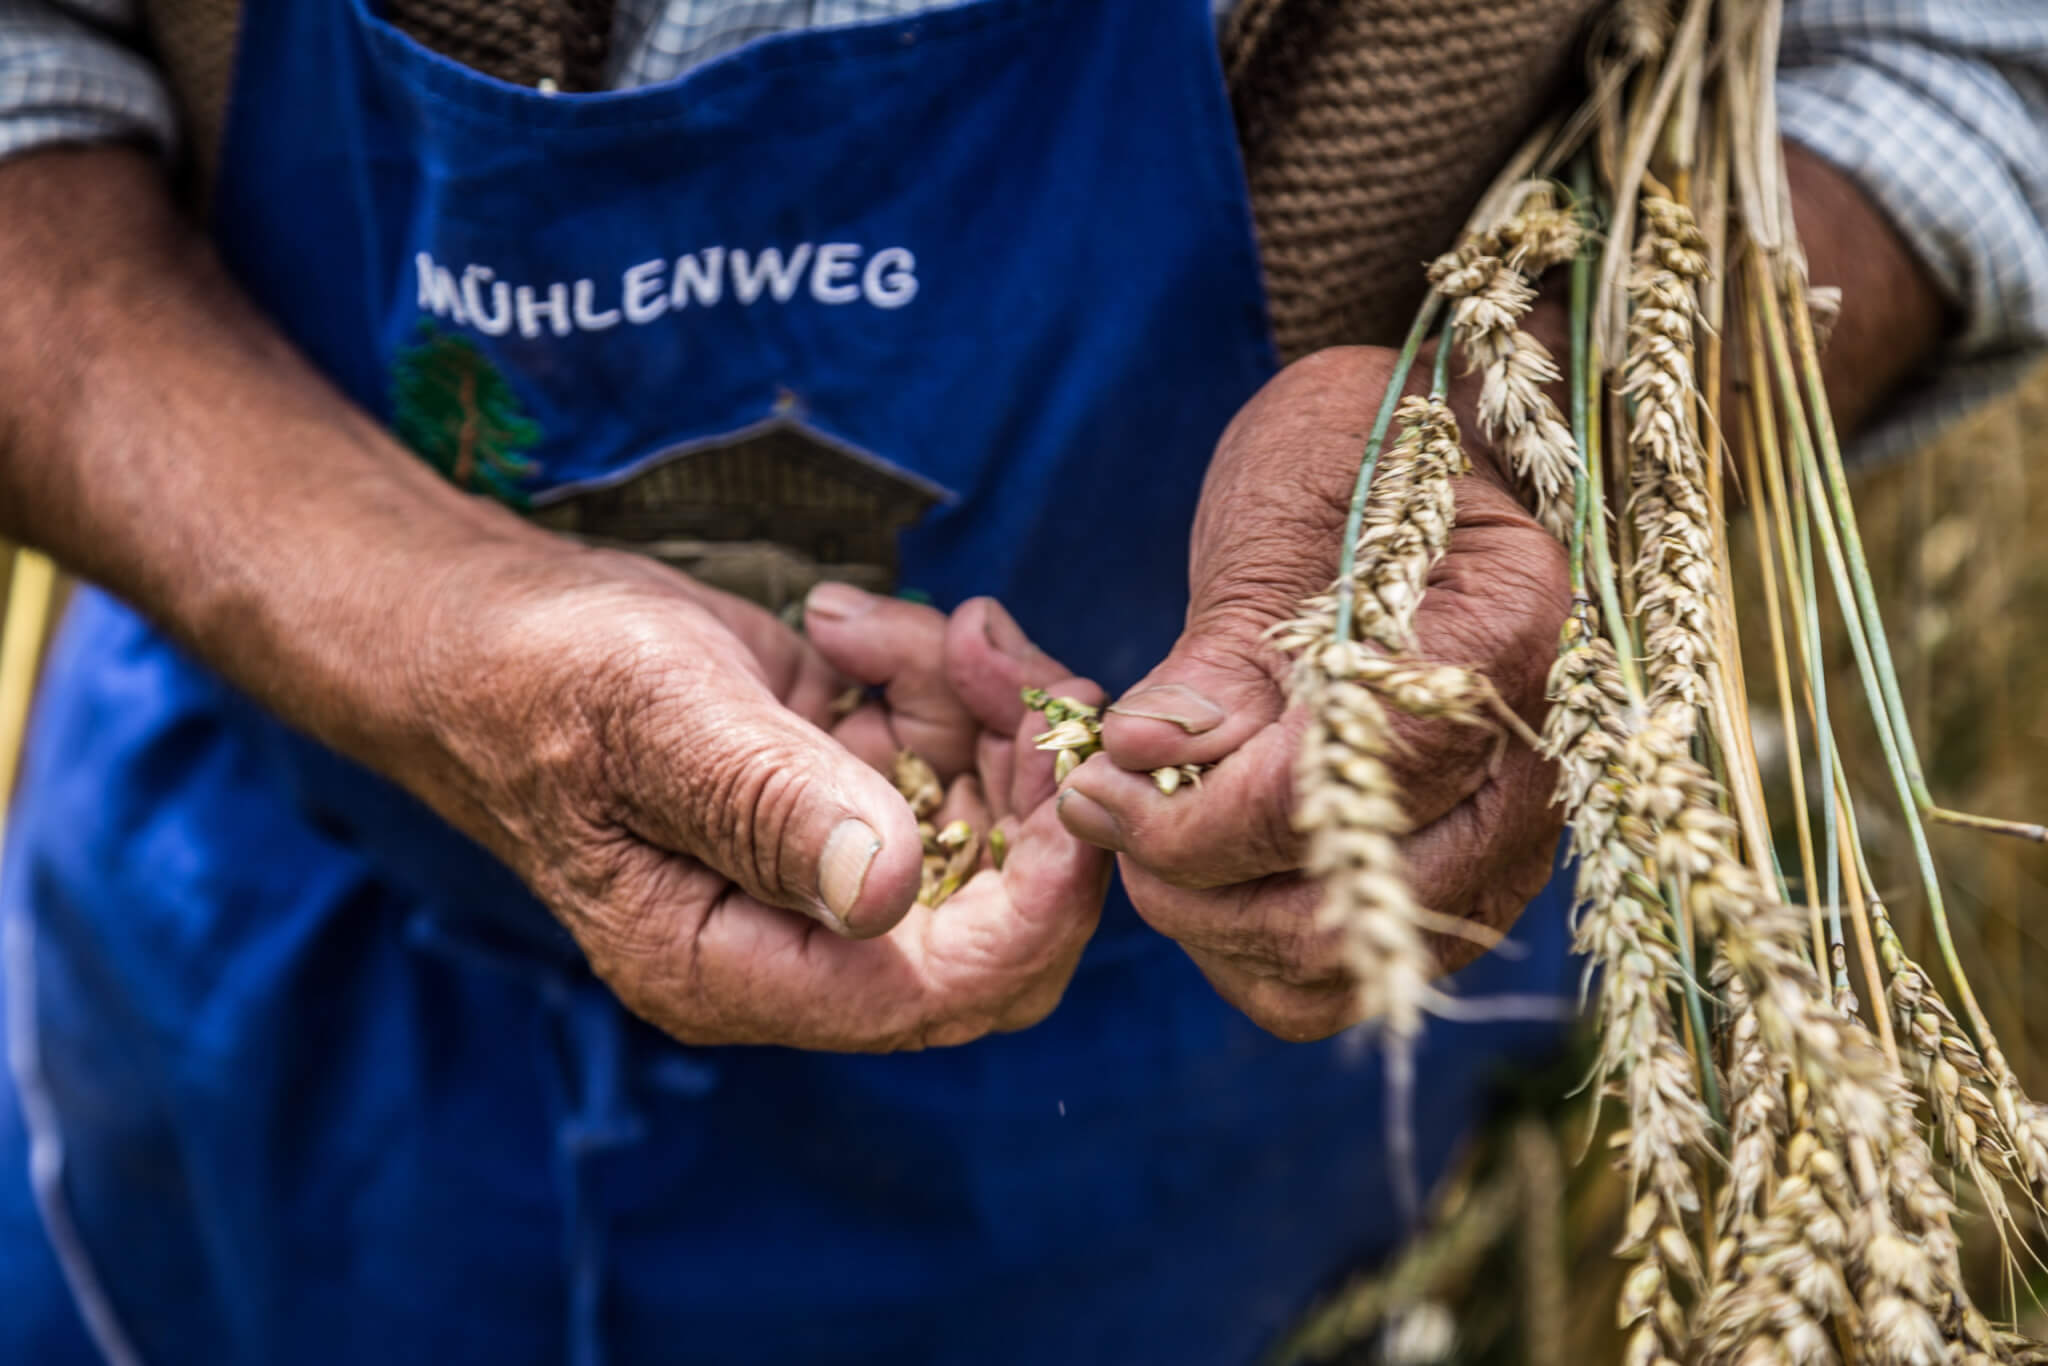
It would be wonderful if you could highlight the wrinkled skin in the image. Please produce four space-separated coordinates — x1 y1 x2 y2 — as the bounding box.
1050 345 1573 1042
397 343 1565 1052
399 543 1109 1052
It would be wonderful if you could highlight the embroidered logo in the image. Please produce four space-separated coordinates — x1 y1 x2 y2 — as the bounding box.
413 245 918 340
389 323 544 507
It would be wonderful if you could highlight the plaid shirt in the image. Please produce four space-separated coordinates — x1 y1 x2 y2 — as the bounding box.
4 0 2045 454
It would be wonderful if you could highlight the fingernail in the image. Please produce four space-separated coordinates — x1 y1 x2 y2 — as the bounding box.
1107 683 1225 735
981 600 1039 664
805 581 877 626
819 818 881 925
1056 788 1124 853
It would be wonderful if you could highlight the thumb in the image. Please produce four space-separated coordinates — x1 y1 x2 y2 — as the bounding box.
1099 352 1394 773
1096 601 1292 775
615 672 925 939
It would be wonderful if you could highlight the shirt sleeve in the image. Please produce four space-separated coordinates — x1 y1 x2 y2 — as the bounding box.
0 0 176 164
1778 0 2048 457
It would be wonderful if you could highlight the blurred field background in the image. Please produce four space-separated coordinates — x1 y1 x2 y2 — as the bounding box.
3 362 2047 1364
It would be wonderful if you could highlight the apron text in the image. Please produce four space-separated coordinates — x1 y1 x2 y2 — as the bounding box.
413 243 919 338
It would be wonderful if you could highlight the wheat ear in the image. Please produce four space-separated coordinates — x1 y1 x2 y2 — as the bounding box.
1428 196 1585 543
1623 196 1717 727
1544 618 1709 1366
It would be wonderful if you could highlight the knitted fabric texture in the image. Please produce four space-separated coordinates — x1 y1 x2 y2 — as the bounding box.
373 0 616 90
1222 0 1597 358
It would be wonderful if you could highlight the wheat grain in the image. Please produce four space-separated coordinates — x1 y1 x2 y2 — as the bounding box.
1292 640 1433 1041
1349 396 1467 653
887 750 992 910
1699 1105 1851 1366
1427 202 1584 541
1710 971 1783 1282
1495 192 1587 276
1021 688 1208 793
1867 900 2022 1239
892 749 944 821
1541 618 1710 1366
1624 199 1718 725
1972 1030 2048 1215
919 817 981 909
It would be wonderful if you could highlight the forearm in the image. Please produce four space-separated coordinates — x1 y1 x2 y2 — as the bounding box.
0 144 550 766
1785 141 1950 433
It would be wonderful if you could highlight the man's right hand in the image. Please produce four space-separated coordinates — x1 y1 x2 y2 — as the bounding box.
0 146 1106 1054
388 546 1108 1051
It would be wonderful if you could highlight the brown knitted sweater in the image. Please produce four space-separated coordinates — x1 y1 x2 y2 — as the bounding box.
1225 0 1596 353
141 0 1593 359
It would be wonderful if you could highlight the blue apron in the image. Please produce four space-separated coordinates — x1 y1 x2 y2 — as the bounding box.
0 2 1578 1362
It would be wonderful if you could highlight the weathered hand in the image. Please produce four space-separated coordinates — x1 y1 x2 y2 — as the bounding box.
1051 346 1571 1041
394 547 1105 1051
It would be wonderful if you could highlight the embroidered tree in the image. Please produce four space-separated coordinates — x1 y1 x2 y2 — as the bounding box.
390 323 543 507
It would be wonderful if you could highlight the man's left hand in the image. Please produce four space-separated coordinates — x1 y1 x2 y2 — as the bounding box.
1051 346 1572 1042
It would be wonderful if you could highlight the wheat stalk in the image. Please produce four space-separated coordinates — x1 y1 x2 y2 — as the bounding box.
1351 396 1466 652
1866 899 2024 1237
1428 196 1585 542
1624 197 1717 727
1273 389 1517 1040
1289 640 1434 1044
1600 177 2001 1366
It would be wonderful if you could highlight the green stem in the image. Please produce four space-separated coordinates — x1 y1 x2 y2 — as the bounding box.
1800 434 1977 1022
1788 285 1930 806
1926 806 2048 843
1334 297 1444 645
1757 272 1989 1040
1668 876 1726 1131
1567 158 1595 597
1794 430 1842 951
1581 343 1641 702
1789 285 2048 849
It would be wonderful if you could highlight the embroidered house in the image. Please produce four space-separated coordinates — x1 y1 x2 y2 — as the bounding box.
531 423 946 609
